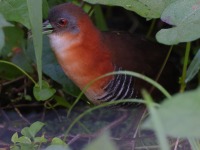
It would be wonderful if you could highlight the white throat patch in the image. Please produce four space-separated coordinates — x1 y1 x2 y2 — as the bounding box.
49 34 80 53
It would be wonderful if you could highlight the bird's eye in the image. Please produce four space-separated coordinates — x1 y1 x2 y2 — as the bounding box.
57 18 68 27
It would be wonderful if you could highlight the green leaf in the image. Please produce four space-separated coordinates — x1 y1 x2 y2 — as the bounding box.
93 5 108 31
45 145 70 150
185 49 200 83
19 144 35 150
33 80 56 101
0 13 13 50
0 14 13 27
24 95 32 101
16 136 32 144
12 51 33 74
84 0 176 19
21 127 32 138
156 0 200 45
27 0 43 88
21 121 45 138
52 96 71 108
51 137 67 145
0 0 30 28
10 145 20 150
189 138 200 150
83 131 118 150
142 87 200 138
34 135 47 143
46 137 68 150
11 132 19 144
1 26 24 57
29 121 45 138
42 0 49 19
82 3 93 14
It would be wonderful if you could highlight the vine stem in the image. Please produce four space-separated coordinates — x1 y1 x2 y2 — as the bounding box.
0 60 37 85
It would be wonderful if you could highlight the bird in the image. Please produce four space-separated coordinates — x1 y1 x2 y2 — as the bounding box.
43 2 179 105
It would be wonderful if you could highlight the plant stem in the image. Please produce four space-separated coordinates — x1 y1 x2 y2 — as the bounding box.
146 19 156 38
150 45 173 93
180 42 191 92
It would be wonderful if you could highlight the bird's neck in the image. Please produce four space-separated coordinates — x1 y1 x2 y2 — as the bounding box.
49 26 114 104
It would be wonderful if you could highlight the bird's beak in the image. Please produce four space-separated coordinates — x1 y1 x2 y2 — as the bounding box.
42 20 53 35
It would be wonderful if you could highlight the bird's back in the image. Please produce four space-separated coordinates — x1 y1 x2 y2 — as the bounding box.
103 32 179 98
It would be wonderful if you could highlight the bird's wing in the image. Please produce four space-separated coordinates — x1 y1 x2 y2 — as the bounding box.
102 31 179 97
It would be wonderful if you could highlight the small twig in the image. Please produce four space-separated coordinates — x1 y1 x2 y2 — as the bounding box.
13 106 31 124
67 134 82 145
0 109 11 121
173 138 180 150
44 101 62 122
0 124 21 132
12 77 30 93
2 103 43 109
41 107 46 121
97 109 128 134
131 107 148 150
0 76 26 87
150 45 173 94
133 108 147 138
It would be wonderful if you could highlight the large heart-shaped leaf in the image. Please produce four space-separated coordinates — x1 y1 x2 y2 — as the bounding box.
33 80 56 101
84 0 176 19
0 0 30 28
142 87 200 138
0 0 49 29
156 0 200 45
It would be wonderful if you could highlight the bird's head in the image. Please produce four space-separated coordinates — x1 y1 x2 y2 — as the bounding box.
43 3 91 36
